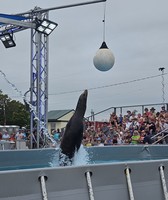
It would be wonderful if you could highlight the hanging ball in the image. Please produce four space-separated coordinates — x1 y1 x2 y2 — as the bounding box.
93 41 115 72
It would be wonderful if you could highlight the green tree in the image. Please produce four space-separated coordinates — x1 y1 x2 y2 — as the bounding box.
0 90 30 128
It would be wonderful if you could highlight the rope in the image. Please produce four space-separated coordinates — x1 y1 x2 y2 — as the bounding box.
39 176 48 200
159 166 168 200
102 1 106 41
125 168 135 200
86 171 95 200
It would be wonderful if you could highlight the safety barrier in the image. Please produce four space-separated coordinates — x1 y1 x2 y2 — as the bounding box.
0 159 167 199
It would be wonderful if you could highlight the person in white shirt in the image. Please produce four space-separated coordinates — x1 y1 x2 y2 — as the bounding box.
15 130 25 141
2 130 10 140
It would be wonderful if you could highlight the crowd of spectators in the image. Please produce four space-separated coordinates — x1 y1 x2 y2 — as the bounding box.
82 105 168 146
1 105 168 149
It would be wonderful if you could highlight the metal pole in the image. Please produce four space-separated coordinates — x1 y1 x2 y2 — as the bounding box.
17 0 106 15
30 29 34 149
44 12 49 138
159 166 168 200
36 31 42 149
159 67 165 105
125 168 135 200
86 172 95 200
39 176 48 200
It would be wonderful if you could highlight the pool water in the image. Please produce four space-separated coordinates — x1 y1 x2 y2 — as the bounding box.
1 145 168 171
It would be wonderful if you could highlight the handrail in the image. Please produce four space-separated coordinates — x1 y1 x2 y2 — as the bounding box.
151 128 168 140
152 134 168 144
86 102 168 120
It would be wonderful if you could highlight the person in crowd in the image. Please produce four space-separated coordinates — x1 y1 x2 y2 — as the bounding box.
131 130 140 144
160 106 167 117
109 112 118 128
104 135 112 145
97 138 104 146
88 125 96 138
2 130 10 140
147 117 156 136
124 117 132 130
112 134 118 145
149 107 156 118
131 117 139 130
124 130 132 144
15 129 26 141
117 132 124 144
126 110 132 119
159 118 168 144
101 122 111 136
144 108 150 117
53 129 61 143
118 114 123 126
137 113 144 125
9 133 16 142
0 132 2 140
143 129 153 144
84 137 92 147
139 130 145 144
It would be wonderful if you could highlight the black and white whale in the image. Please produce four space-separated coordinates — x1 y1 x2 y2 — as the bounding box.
59 89 88 166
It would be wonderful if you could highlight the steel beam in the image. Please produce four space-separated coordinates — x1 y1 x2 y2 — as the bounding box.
0 17 35 29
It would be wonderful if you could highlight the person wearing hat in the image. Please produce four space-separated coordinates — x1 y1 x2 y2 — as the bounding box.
144 108 150 117
149 107 156 118
160 106 167 117
150 107 155 112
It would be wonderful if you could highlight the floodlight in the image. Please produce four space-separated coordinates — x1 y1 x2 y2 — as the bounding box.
36 19 58 36
0 32 16 48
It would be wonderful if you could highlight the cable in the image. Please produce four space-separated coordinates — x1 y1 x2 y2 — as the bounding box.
2 73 168 98
48 73 168 96
102 1 107 41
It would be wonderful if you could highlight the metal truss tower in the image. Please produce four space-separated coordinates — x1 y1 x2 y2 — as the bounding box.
0 9 50 148
30 13 49 148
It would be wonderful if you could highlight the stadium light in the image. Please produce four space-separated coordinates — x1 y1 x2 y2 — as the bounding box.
36 18 58 36
0 32 16 48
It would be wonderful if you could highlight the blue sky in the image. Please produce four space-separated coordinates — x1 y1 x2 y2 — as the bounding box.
0 0 168 120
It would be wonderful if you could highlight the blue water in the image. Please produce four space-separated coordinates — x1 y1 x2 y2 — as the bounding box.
1 145 168 171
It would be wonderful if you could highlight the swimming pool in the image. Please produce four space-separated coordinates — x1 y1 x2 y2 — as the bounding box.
1 145 168 200
1 145 168 171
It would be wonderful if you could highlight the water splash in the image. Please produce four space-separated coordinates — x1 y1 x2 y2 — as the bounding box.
58 149 73 166
48 146 90 167
48 147 60 167
74 145 90 166
0 70 56 146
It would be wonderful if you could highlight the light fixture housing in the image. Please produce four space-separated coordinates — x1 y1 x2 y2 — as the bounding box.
0 32 16 48
36 19 58 36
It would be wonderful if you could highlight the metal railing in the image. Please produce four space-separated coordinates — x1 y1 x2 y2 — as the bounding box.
86 103 168 121
151 128 168 144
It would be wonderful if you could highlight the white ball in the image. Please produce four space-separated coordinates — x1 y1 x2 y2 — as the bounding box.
93 42 115 72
